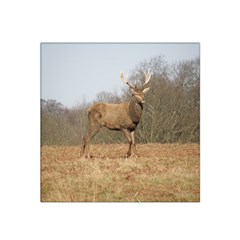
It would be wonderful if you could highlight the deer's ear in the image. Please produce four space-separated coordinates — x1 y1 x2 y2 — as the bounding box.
143 87 150 94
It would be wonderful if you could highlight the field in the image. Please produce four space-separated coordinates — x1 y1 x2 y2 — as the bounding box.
41 143 200 202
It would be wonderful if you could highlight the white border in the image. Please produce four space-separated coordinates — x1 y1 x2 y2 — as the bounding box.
1 1 240 240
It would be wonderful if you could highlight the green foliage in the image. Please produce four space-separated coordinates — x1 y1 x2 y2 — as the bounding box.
41 56 200 145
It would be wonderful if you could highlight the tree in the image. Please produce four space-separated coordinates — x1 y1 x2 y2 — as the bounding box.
127 56 200 143
41 56 200 145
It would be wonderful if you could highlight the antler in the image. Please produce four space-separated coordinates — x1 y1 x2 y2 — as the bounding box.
120 71 135 89
142 70 152 86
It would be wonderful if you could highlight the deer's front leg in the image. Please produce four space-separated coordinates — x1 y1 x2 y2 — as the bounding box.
121 129 132 157
130 131 139 157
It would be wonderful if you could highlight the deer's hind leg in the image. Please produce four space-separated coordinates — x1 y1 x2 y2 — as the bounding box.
80 110 102 158
81 126 101 158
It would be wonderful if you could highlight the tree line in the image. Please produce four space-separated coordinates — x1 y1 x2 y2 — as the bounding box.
41 55 200 145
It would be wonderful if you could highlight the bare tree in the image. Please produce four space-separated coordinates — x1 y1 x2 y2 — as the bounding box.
41 56 199 146
81 71 151 158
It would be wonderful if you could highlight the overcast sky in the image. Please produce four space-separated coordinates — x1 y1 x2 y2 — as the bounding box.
41 43 199 107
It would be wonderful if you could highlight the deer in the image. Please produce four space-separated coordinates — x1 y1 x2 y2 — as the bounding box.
80 70 151 158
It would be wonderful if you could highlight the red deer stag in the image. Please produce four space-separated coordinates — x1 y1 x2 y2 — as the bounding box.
81 70 151 158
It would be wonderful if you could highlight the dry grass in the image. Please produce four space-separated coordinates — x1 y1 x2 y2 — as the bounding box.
41 144 200 202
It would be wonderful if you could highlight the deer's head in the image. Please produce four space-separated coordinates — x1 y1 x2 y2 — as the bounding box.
120 71 151 104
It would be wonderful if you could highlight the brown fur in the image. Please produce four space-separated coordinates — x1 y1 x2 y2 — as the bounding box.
81 73 151 158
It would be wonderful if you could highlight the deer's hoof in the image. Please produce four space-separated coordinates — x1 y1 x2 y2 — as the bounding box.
126 153 139 159
80 154 92 159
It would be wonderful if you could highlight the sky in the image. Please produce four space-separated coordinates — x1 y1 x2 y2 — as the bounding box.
41 43 199 107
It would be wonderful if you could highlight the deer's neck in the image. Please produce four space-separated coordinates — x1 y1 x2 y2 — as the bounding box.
128 97 143 123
